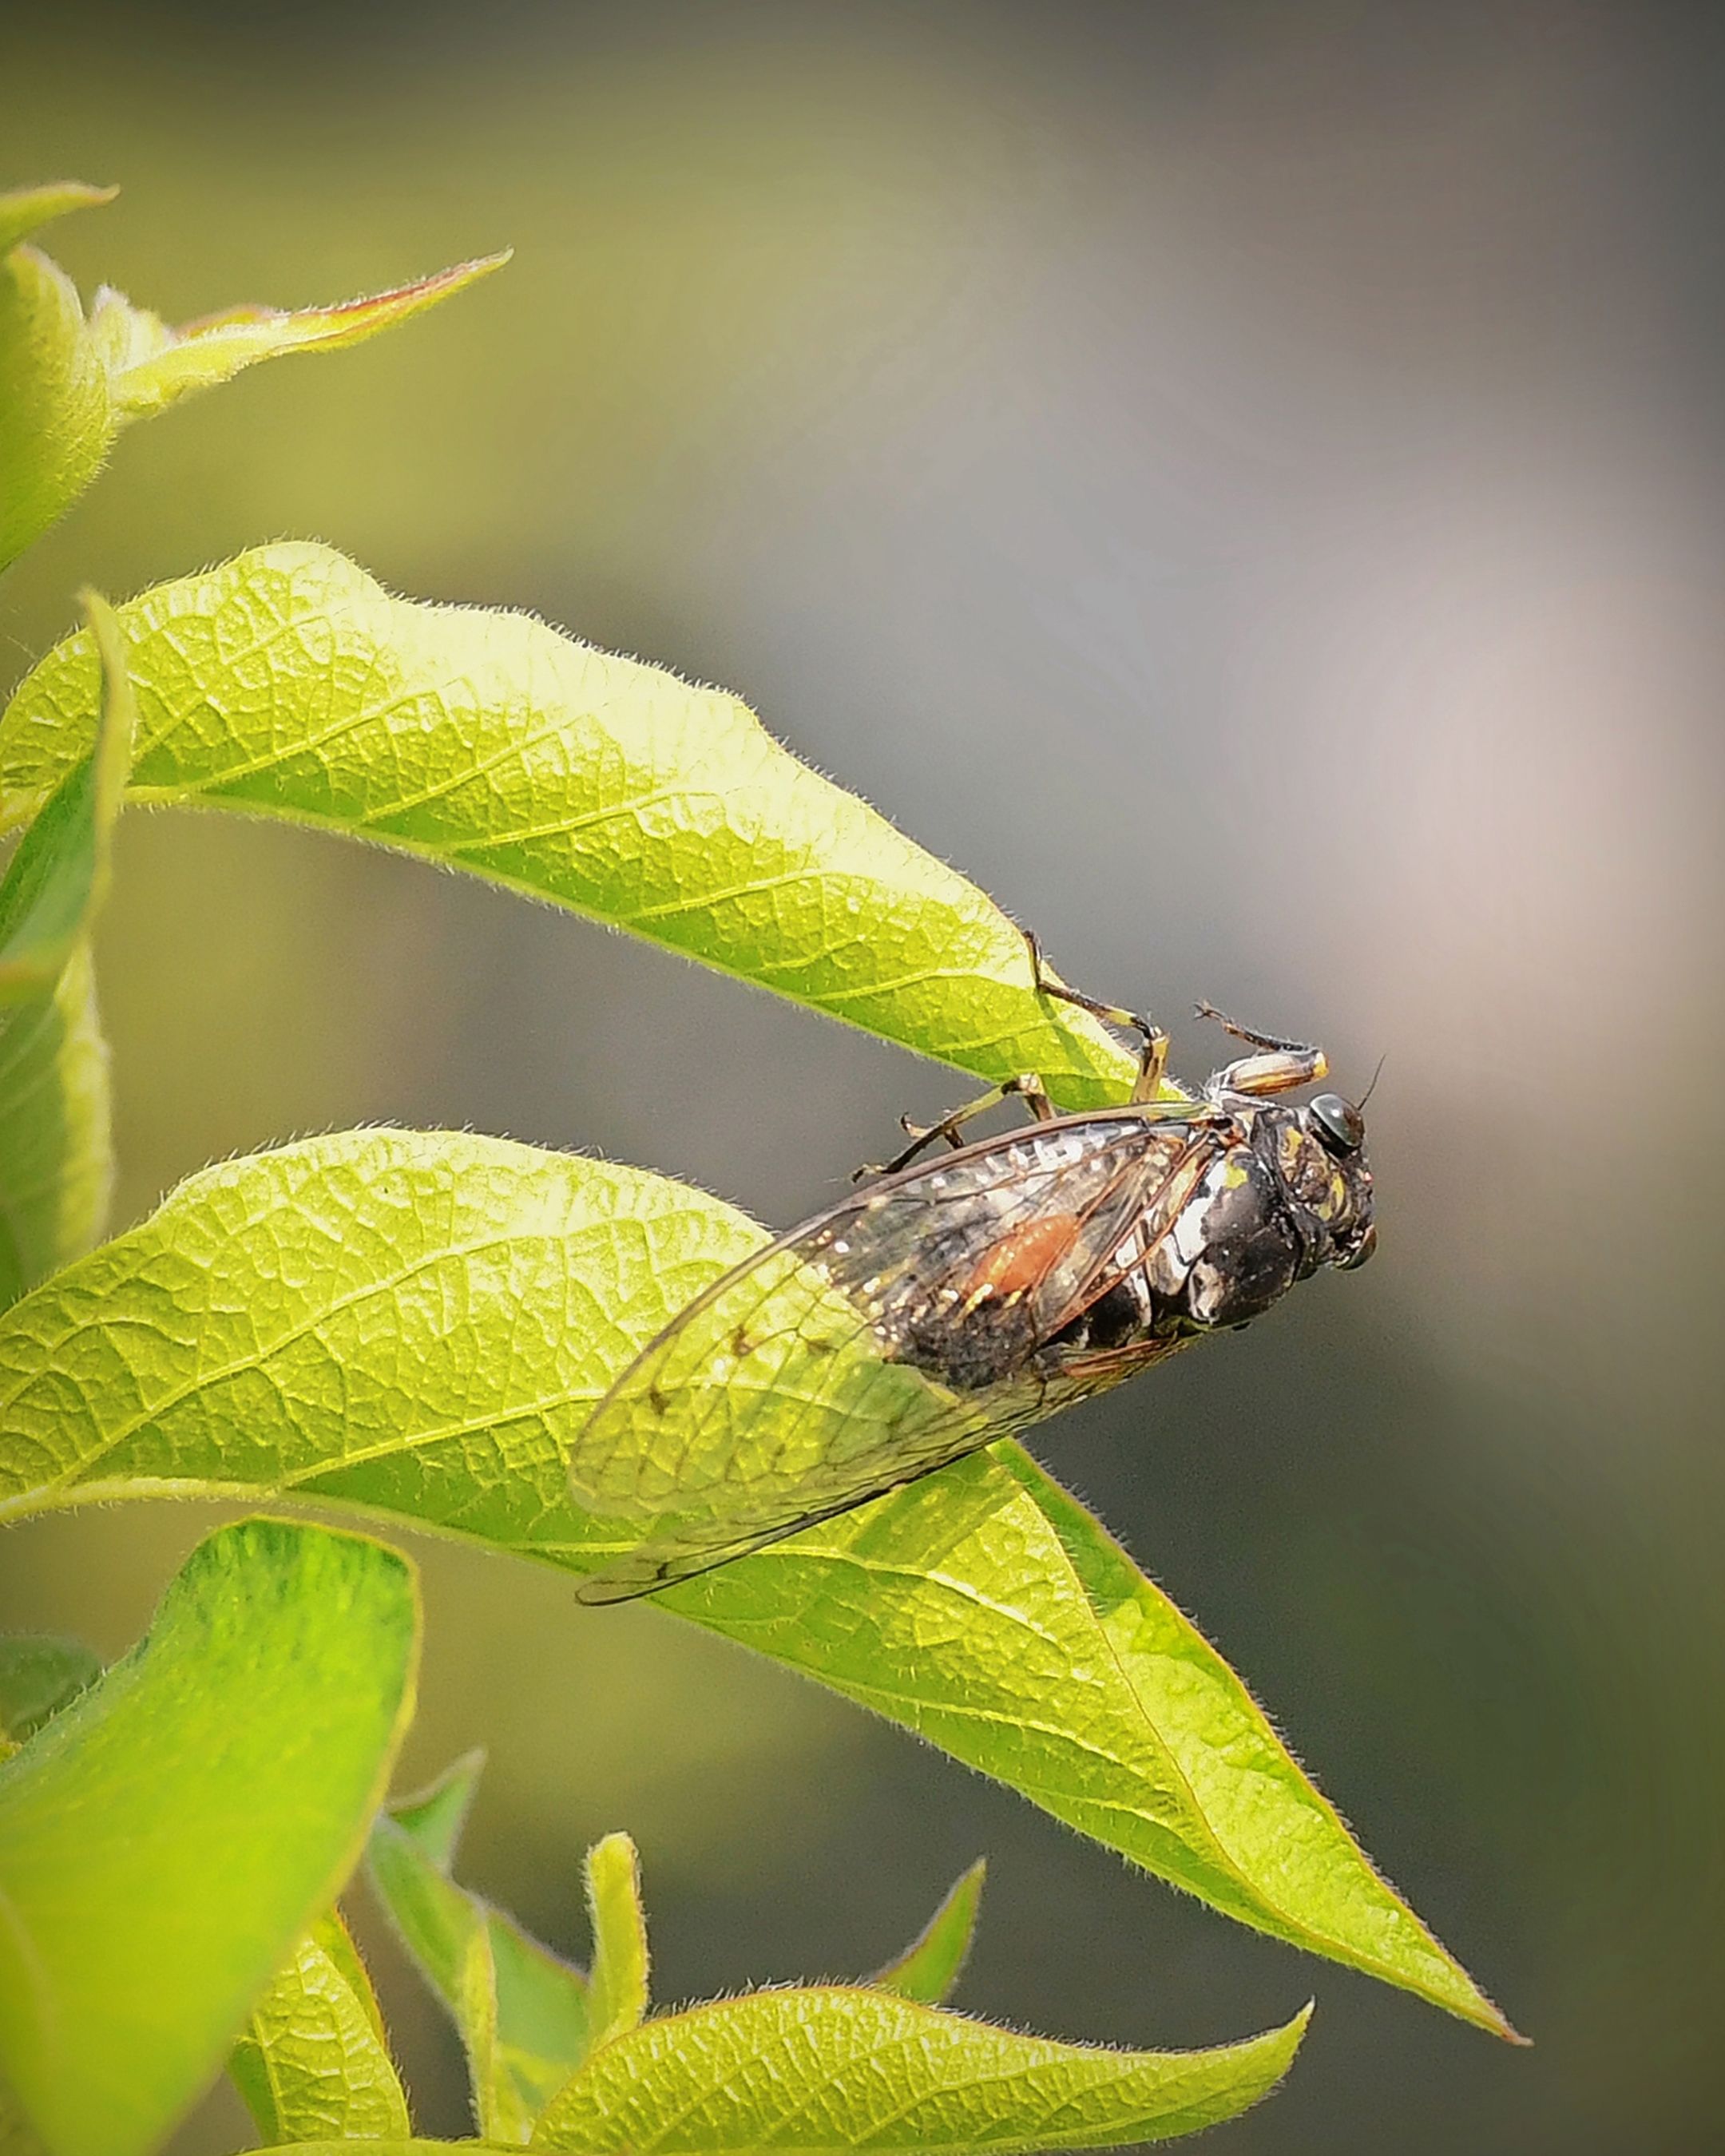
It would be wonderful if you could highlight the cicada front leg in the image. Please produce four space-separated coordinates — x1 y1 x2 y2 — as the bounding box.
1193 1000 1328 1096
1021 928 1170 1102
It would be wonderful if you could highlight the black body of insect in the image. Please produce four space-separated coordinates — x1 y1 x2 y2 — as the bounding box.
569 969 1375 1604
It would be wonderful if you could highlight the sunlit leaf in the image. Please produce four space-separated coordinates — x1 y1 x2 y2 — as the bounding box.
229 1912 410 2146
0 185 504 569
458 1926 506 2142
0 592 133 1305
529 1987 1310 2153
0 190 112 572
581 1836 649 2054
0 1518 419 2156
0 1130 1513 2036
0 544 1142 1108
0 944 112 1310
0 183 117 264
866 1861 985 2006
91 252 510 422
0 592 133 1005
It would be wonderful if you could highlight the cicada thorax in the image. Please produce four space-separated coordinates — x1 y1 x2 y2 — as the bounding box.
876 1096 1374 1391
879 1116 1226 1394
1152 1103 1374 1328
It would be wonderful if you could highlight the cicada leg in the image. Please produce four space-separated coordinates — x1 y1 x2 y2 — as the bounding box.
1194 1000 1329 1096
1021 929 1170 1103
855 1071 1057 1182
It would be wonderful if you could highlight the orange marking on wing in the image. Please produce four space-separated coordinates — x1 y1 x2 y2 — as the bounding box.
959 1214 1084 1302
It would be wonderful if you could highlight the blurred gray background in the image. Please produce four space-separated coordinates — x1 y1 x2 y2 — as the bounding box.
4 3 1723 2150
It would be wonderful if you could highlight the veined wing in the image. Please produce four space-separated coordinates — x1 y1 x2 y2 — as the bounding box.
569 1108 1217 1603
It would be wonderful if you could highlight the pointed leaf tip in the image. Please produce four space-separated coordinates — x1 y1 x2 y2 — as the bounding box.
107 251 513 419
364 1789 590 2138
868 1861 987 2005
387 1746 488 1873
0 181 117 259
530 1985 1312 2152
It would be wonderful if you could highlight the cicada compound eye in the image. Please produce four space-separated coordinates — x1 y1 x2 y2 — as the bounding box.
1308 1092 1366 1157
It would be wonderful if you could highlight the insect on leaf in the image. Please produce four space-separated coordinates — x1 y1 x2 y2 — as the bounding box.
568 1113 1210 1602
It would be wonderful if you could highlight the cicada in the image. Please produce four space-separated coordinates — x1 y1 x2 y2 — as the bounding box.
569 965 1376 1604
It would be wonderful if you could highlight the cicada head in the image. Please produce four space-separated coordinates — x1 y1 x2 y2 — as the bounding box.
1275 1092 1376 1272
1162 1092 1374 1331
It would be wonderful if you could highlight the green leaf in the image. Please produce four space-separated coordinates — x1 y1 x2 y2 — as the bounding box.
89 252 510 424
529 1988 1310 2153
0 199 111 573
485 1927 591 2135
368 1770 590 2142
0 942 113 1310
307 1908 395 2055
388 1746 487 1873
229 1912 411 2146
0 593 133 1004
0 592 131 1306
0 192 505 569
0 1635 101 1746
0 1517 420 2156
0 544 1140 1108
0 2067 51 2156
581 1836 649 2053
0 1132 1515 2038
670 1454 1524 2042
866 1861 985 2007
457 1926 506 2143
0 183 117 264
0 1129 759 1544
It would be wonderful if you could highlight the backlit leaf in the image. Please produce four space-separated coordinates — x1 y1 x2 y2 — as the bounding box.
0 187 502 569
0 593 132 1304
0 544 1141 1108
581 1836 648 2054
0 1518 419 2156
529 1986 1310 2152
0 1131 1514 2038
866 1861 985 2007
229 1912 410 2146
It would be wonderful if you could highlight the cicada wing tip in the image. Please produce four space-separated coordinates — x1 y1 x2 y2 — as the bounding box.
573 1567 656 1607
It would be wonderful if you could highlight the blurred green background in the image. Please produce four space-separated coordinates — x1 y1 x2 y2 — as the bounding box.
4 3 1723 2150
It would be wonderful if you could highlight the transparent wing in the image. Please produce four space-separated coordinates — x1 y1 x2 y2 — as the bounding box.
569 1110 1218 1604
